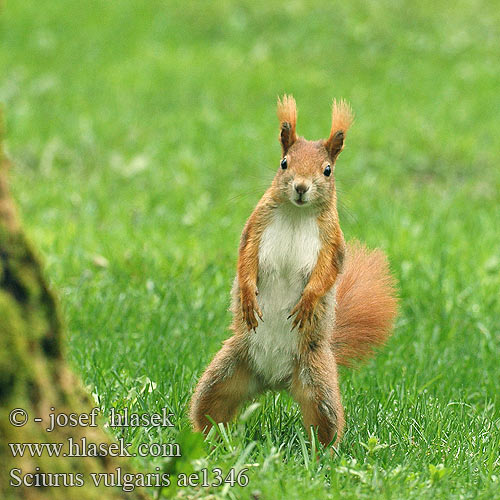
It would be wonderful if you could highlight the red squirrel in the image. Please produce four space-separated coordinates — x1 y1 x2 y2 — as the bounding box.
190 95 398 447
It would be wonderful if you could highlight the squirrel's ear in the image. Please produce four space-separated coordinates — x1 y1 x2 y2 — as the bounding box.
324 99 354 161
277 94 297 154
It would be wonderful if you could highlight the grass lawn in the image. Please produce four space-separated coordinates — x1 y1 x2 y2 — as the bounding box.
1 0 499 498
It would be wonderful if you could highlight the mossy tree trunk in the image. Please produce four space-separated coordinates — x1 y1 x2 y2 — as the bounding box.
0 118 148 499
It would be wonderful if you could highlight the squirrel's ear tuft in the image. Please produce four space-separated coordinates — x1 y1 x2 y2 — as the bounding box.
324 99 354 161
277 94 298 154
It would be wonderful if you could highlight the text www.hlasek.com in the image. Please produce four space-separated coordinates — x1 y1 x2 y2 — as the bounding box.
9 437 180 458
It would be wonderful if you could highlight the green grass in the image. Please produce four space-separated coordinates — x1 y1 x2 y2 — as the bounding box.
2 0 500 498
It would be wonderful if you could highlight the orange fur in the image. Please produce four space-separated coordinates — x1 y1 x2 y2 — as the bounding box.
324 99 354 160
277 94 298 153
189 337 260 432
277 94 298 132
332 241 398 366
329 98 354 137
290 349 345 446
190 95 398 448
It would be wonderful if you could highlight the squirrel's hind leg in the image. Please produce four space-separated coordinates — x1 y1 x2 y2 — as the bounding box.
190 337 259 433
290 348 345 447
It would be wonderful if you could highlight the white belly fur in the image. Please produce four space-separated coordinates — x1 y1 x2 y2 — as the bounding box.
247 208 322 386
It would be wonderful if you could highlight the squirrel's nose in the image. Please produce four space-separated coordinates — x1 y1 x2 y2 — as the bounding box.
294 183 310 195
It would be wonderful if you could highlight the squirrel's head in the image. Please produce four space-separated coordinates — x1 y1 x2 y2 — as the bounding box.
274 94 353 209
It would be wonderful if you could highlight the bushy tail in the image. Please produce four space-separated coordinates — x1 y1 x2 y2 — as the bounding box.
332 241 398 367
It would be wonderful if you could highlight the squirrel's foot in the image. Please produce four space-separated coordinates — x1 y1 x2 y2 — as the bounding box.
288 294 317 332
241 287 263 331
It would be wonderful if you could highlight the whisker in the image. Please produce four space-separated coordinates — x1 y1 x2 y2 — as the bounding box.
226 187 267 205
336 174 358 224
338 198 357 224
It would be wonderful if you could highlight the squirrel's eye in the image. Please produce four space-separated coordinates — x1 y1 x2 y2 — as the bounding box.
323 164 332 177
280 158 287 170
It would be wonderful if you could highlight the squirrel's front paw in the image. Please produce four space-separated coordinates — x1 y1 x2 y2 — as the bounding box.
288 294 317 332
240 287 263 332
